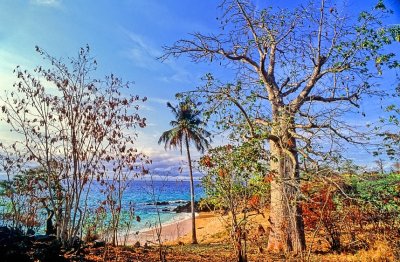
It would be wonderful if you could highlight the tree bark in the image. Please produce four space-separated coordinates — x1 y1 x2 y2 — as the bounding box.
266 113 306 254
185 135 198 244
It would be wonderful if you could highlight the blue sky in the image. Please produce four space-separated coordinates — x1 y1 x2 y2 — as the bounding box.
0 0 225 180
0 0 400 177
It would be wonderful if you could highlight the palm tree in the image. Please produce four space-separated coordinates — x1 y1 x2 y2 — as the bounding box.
158 101 211 244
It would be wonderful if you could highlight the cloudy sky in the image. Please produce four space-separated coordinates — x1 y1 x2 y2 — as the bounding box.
0 0 399 178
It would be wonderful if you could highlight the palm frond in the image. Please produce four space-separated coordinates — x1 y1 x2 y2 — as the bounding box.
159 101 211 155
166 102 179 118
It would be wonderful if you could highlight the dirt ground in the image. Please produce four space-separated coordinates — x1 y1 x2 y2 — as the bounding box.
83 211 396 261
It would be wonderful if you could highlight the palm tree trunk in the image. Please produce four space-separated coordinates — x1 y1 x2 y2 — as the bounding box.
185 135 198 244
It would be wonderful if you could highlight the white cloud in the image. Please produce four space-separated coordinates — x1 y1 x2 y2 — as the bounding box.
160 71 192 84
138 104 156 112
159 59 194 84
121 29 162 70
134 145 206 180
120 28 195 83
0 49 42 94
30 0 61 6
149 97 169 105
0 49 32 72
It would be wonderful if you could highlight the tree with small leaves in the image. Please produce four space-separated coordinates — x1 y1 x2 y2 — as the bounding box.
200 141 269 262
0 45 147 247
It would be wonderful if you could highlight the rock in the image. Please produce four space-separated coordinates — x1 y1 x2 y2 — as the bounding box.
173 200 214 213
0 226 65 262
0 226 11 234
0 227 31 261
173 202 191 213
26 228 35 236
71 236 82 249
93 239 105 248
0 226 23 236
146 201 170 206
32 238 63 262
34 235 56 242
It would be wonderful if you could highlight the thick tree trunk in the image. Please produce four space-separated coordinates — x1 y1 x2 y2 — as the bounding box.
185 135 198 244
266 115 306 254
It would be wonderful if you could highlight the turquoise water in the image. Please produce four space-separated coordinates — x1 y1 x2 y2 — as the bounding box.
87 179 204 232
0 178 204 233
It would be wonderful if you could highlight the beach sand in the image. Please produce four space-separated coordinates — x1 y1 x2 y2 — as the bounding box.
164 210 270 245
166 212 228 244
124 216 193 245
124 211 269 246
123 212 226 246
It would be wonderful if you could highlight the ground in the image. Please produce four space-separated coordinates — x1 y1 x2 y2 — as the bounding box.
81 211 396 261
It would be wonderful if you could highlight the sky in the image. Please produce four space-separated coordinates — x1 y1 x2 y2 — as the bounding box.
0 0 400 179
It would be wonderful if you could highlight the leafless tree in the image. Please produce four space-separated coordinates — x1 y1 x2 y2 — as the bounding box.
374 158 385 174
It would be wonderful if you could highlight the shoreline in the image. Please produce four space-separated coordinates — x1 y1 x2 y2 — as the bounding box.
121 211 229 246
122 212 198 245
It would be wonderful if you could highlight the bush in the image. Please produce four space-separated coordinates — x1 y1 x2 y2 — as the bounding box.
199 142 269 261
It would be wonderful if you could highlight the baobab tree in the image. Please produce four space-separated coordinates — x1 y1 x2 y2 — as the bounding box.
161 0 399 253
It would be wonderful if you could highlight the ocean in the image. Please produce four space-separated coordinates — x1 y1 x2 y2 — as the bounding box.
0 177 204 234
85 179 204 232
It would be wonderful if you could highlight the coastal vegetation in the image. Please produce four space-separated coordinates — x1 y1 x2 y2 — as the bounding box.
200 142 269 261
0 0 399 261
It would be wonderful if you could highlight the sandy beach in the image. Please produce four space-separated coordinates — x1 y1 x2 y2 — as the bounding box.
166 212 228 244
124 211 270 246
123 212 227 246
124 215 193 245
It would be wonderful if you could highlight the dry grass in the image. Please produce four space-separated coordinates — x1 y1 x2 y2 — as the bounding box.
83 239 395 261
309 241 395 262
82 210 398 261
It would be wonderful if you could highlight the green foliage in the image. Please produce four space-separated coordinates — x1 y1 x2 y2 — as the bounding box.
163 0 399 254
200 141 269 260
302 171 400 252
200 141 269 210
389 26 400 42
375 85 400 160
0 169 48 230
158 100 211 153
350 173 400 214
0 180 13 197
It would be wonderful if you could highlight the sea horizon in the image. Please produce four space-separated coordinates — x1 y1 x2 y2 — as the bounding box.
0 178 204 234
